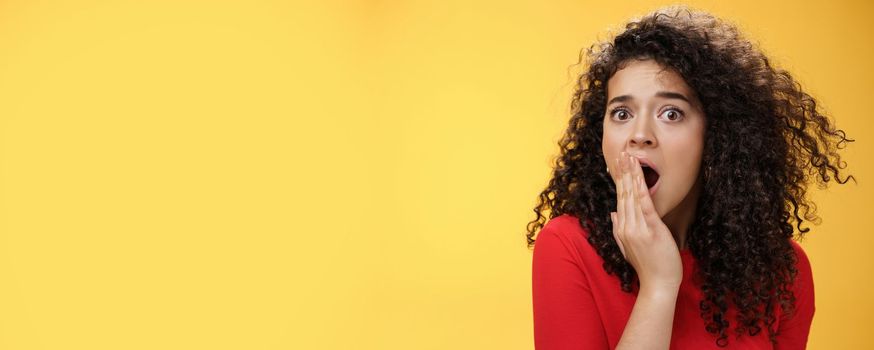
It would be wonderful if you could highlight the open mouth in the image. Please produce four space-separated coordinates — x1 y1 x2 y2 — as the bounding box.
641 165 660 189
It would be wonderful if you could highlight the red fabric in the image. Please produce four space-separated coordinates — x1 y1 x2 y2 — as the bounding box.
532 214 814 350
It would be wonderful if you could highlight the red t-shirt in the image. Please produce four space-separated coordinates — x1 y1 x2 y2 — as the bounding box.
532 214 814 349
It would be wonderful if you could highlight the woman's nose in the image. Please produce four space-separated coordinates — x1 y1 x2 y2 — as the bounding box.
629 120 656 147
630 134 655 146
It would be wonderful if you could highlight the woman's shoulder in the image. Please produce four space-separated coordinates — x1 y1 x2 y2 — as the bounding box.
532 213 608 284
787 239 811 268
774 238 816 334
535 213 599 259
786 238 814 291
540 213 591 240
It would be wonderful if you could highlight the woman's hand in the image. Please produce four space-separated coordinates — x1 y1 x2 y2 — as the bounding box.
610 152 683 291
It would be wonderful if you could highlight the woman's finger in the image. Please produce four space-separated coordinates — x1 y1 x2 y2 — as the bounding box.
630 157 643 227
622 153 636 235
615 156 625 236
631 156 661 225
611 212 625 257
632 158 649 227
608 156 618 186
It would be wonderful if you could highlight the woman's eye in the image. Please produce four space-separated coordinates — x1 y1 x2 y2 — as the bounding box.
659 108 684 121
612 109 631 120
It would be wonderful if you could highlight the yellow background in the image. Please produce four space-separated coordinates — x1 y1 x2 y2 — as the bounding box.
0 0 870 349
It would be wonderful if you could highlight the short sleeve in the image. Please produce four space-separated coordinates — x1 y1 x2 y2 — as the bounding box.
775 240 815 350
532 221 608 350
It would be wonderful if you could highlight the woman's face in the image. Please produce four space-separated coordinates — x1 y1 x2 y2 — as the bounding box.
602 59 706 218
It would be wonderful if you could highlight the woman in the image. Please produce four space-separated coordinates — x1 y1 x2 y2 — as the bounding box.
527 5 854 350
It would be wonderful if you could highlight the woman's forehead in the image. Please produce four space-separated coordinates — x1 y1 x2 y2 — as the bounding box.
607 59 700 107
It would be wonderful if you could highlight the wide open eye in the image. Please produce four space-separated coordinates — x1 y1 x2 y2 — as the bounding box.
610 107 631 121
659 108 684 121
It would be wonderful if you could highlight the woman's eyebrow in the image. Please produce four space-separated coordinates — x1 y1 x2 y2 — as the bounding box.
607 91 692 105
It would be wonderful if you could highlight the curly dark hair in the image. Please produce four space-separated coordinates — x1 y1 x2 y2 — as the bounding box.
525 5 855 348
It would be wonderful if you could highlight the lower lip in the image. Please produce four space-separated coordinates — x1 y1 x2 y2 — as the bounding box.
648 178 660 196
